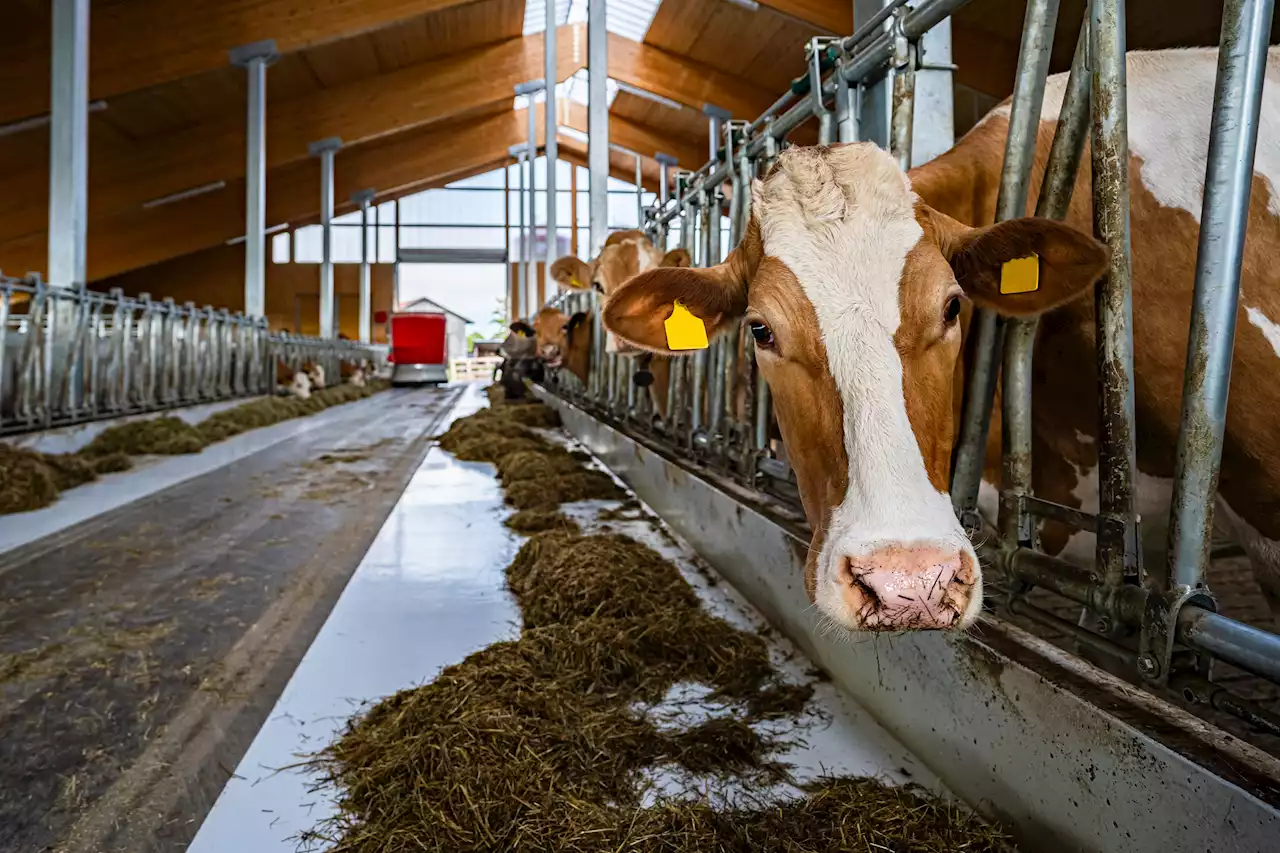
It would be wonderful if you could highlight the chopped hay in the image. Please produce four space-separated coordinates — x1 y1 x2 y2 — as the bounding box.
81 416 208 457
303 401 1013 853
0 445 59 514
495 449 582 484
506 470 626 510
305 526 1009 853
0 378 388 516
504 510 581 534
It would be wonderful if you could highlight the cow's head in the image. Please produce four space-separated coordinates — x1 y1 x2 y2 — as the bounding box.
604 143 1107 632
592 234 691 354
532 306 591 384
550 256 593 292
533 307 570 367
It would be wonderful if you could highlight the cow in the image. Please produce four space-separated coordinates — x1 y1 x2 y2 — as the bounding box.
277 369 312 400
306 363 326 391
545 234 691 415
498 320 544 400
603 47 1280 633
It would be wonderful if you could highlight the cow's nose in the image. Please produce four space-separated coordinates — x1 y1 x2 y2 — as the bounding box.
837 546 974 631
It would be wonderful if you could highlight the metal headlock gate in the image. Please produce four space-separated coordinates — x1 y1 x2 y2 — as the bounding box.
0 273 381 436
537 0 1280 797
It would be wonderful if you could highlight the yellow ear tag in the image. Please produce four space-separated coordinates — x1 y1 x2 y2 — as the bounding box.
664 300 709 351
1000 254 1040 295
570 277 582 288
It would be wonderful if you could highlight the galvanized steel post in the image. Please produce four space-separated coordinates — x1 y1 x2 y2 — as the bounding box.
952 0 1058 521
47 0 89 291
889 9 916 171
1001 19 1091 547
655 152 677 246
1165 0 1276 591
509 143 528 322
588 0 609 255
809 38 835 146
353 188 376 344
516 80 544 319
1090 0 1139 588
231 39 278 320
308 137 343 339
545 1 559 305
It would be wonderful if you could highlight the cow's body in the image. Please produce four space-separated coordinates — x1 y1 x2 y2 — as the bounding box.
604 47 1280 631
917 48 1280 616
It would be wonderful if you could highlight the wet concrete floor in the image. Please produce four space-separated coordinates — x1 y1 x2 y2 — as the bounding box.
190 386 943 851
0 385 461 853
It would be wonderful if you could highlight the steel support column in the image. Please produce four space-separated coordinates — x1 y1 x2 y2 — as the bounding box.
588 0 609 255
516 80 544 319
509 144 527 322
353 188 376 343
544 0 559 303
655 152 677 246
230 40 278 319
48 0 90 290
309 137 342 339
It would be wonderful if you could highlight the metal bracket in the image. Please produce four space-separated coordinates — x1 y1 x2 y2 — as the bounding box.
1139 585 1217 688
890 7 913 70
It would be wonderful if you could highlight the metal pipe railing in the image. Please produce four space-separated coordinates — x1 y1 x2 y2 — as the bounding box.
0 274 381 436
528 0 1280 748
1164 0 1277 591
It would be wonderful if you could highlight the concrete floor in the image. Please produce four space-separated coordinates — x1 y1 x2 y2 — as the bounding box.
189 385 945 851
0 385 462 853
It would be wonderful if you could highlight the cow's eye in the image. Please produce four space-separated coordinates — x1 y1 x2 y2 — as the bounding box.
748 321 774 348
944 294 962 325
592 281 604 293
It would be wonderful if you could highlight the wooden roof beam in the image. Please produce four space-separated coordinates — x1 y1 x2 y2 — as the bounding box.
0 28 585 248
0 0 482 126
0 109 541 282
605 34 777 120
757 1 851 34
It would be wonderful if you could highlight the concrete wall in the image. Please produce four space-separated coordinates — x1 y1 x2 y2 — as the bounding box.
96 243 395 343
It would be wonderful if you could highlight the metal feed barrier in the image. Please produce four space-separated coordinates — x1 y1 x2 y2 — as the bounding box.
0 273 381 436
539 0 1280 747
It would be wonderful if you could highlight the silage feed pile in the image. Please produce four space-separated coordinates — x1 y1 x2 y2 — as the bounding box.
302 392 1012 853
0 379 390 516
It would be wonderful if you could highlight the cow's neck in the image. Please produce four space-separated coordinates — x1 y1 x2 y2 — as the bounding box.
567 323 592 386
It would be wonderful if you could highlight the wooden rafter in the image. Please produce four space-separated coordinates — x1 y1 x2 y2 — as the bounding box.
0 0 481 126
0 28 774 251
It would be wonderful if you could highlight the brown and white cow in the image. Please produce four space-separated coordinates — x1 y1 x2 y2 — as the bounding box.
544 234 691 415
604 48 1280 632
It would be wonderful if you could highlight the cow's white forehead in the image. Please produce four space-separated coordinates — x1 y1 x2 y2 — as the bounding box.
751 142 961 564
751 143 920 333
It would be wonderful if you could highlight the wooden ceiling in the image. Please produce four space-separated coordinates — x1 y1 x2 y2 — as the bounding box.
0 0 1263 287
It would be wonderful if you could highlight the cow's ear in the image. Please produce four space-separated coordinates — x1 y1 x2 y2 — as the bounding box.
509 320 534 336
565 311 589 345
660 248 692 268
550 255 593 290
926 207 1108 318
604 219 760 355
